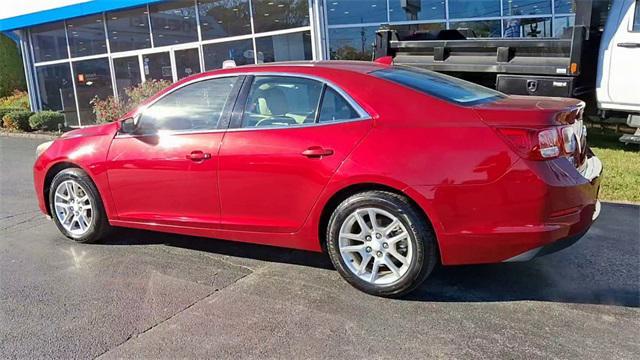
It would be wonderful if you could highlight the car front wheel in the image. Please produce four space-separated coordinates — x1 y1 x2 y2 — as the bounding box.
326 191 437 297
49 168 111 243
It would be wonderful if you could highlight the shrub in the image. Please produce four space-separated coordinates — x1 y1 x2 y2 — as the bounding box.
125 79 171 106
91 95 129 123
0 34 27 98
0 107 23 127
2 110 33 131
29 111 65 131
91 79 171 123
0 90 29 110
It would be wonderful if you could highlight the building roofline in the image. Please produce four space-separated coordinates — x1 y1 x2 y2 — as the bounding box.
0 0 164 32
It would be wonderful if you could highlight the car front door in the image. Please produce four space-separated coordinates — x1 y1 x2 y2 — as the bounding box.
607 0 640 107
106 76 241 228
218 75 372 233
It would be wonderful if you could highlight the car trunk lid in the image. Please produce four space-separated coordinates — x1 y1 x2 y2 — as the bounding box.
473 95 587 170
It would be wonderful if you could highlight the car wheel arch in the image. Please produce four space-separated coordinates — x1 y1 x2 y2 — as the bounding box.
317 182 442 263
43 161 93 216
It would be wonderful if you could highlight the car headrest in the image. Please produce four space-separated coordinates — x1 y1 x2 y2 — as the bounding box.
263 87 288 116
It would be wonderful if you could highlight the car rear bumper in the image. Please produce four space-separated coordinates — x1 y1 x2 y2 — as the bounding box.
503 205 597 262
503 198 600 262
418 153 603 265
503 155 602 262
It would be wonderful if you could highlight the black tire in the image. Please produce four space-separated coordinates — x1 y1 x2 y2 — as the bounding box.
49 168 111 243
326 191 437 297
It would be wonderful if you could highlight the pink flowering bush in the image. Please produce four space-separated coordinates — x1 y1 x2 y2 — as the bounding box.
91 79 171 123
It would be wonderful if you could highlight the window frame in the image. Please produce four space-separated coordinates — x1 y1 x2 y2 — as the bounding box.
117 74 245 137
228 73 370 131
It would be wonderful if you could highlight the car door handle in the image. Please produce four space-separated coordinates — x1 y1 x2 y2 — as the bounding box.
186 151 211 161
617 42 640 48
301 146 334 158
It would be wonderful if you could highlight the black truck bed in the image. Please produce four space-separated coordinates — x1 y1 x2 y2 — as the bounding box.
383 37 577 76
373 0 608 101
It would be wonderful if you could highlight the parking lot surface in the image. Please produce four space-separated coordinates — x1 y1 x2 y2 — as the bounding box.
1 136 639 359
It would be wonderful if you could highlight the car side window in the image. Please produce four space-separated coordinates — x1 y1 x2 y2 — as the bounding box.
241 76 323 128
634 0 640 32
318 87 361 123
138 76 237 133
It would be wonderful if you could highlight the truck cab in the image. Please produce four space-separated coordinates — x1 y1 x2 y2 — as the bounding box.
597 0 640 113
597 0 640 144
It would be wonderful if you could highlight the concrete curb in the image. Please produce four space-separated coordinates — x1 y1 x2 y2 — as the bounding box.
0 131 60 140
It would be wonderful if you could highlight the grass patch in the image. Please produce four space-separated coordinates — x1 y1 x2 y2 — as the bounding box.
588 129 640 203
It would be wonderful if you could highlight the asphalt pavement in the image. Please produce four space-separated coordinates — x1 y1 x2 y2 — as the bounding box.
1 135 639 359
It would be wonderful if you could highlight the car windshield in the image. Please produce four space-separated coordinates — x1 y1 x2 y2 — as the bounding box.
372 66 505 106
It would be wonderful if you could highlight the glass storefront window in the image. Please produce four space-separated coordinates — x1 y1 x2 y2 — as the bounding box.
149 1 198 46
203 39 255 70
66 15 107 57
555 0 576 14
35 64 78 126
389 0 445 22
143 52 174 82
251 0 309 33
448 0 500 19
326 0 387 25
328 26 377 60
113 56 142 100
175 48 202 80
449 20 501 38
503 0 551 17
198 0 251 40
503 17 552 37
553 15 575 38
106 7 152 53
31 22 68 62
72 58 113 125
255 31 312 63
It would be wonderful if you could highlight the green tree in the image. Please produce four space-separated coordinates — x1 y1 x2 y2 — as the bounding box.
0 34 27 98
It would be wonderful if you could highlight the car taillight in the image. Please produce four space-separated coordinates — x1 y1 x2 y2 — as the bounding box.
561 126 577 153
537 128 560 158
495 126 577 161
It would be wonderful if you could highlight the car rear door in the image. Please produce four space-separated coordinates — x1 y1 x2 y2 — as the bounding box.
217 75 371 233
106 76 242 228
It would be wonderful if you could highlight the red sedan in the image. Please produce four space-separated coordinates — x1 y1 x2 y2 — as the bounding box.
33 61 602 297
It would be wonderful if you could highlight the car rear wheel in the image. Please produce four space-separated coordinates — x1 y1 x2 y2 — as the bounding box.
326 191 437 297
49 168 111 243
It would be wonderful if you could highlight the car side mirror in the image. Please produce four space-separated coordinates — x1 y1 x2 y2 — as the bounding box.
119 116 138 134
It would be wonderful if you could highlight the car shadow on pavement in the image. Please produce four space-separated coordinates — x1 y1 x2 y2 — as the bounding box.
102 228 639 308
101 228 336 270
411 263 639 307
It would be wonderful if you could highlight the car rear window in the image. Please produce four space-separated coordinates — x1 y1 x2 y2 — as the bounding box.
372 66 505 106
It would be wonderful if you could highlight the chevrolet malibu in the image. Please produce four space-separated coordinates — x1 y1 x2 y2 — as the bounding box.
33 61 602 297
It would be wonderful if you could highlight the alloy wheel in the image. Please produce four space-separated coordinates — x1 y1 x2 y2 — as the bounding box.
53 180 93 236
338 207 413 285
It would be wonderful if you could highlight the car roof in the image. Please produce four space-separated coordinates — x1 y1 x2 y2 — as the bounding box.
197 60 389 78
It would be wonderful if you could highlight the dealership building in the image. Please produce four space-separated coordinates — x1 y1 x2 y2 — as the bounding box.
0 0 577 126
